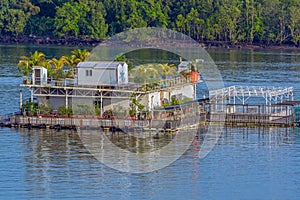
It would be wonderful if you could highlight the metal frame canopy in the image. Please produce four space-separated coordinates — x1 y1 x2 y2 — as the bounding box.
209 85 294 106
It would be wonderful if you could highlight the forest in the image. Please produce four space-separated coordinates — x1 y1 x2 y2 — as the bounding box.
1 0 300 46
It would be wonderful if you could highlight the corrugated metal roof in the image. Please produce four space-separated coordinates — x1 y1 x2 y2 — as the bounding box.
77 61 125 69
33 66 47 69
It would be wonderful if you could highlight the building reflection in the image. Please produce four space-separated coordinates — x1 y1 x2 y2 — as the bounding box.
18 126 299 197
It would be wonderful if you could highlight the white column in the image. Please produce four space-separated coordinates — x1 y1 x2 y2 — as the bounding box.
20 90 23 112
65 89 68 108
100 91 103 116
30 88 33 102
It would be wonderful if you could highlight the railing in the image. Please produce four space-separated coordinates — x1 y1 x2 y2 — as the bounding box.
23 77 77 87
0 112 20 124
209 104 293 125
22 75 197 92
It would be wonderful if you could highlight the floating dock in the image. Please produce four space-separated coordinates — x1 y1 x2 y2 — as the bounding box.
0 100 208 131
1 100 300 132
1 86 300 131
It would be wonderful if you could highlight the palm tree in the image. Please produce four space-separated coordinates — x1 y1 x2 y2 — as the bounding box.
71 49 90 65
49 57 67 80
49 57 66 70
62 55 76 78
71 49 90 79
30 51 47 66
63 55 76 67
132 64 159 84
156 63 177 79
18 51 46 76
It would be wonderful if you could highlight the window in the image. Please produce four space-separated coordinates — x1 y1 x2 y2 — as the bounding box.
86 69 93 76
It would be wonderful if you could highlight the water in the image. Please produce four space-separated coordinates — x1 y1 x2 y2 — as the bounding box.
0 44 300 199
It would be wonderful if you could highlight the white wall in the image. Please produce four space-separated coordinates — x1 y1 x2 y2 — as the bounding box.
171 84 195 100
117 63 128 84
78 62 128 86
78 68 117 86
148 92 161 109
33 67 47 85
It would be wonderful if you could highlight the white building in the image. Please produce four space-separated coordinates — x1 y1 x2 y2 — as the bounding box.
32 66 47 85
27 61 198 114
77 61 128 86
177 61 190 73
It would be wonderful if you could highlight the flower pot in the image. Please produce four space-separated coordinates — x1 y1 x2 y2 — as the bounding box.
189 71 199 83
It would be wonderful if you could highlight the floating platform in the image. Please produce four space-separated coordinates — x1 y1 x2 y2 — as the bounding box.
1 86 300 131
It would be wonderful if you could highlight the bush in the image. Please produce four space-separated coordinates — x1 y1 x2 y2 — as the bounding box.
39 103 53 114
58 105 73 115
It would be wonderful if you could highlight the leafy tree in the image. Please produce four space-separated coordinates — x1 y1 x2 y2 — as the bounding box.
78 0 108 39
54 1 89 37
4 9 27 37
126 10 147 29
25 15 55 36
4 0 40 36
144 0 168 28
176 14 186 33
288 5 300 45
0 0 10 32
4 0 300 46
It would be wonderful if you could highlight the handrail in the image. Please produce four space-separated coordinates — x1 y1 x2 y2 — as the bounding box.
22 74 198 92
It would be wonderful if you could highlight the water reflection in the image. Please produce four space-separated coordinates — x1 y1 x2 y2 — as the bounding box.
220 126 299 147
20 129 91 198
12 125 300 198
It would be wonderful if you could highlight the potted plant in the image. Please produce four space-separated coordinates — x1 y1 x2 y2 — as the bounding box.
189 65 199 83
52 69 66 86
66 70 74 78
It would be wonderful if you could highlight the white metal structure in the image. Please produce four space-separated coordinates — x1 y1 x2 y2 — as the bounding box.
32 66 47 85
177 61 190 72
209 86 294 113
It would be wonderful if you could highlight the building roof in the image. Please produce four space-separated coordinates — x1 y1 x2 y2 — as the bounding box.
33 66 47 69
77 61 126 69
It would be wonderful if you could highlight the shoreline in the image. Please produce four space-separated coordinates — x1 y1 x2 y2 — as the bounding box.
1 35 300 50
0 35 101 47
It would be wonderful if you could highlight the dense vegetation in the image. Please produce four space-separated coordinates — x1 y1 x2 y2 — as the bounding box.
1 0 300 45
18 49 90 79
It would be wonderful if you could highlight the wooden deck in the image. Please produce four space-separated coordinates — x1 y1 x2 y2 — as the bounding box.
1 113 207 132
1 100 299 131
209 112 291 126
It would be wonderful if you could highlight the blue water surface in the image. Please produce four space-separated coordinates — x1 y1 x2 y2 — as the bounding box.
0 45 300 199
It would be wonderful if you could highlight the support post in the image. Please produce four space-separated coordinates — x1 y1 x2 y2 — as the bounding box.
233 94 236 113
30 88 33 102
100 91 103 117
20 90 23 113
65 89 68 108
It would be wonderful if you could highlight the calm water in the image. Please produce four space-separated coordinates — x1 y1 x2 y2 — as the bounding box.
0 44 300 199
